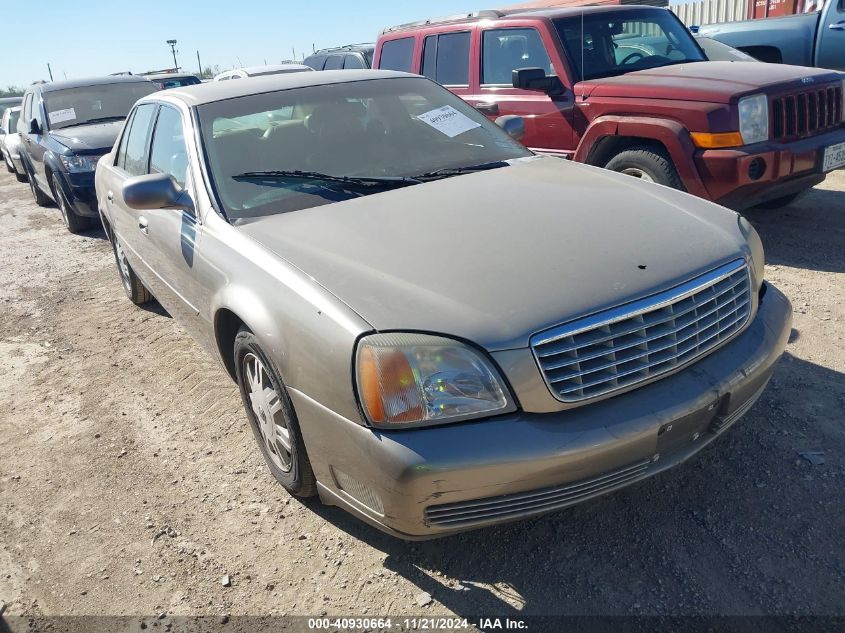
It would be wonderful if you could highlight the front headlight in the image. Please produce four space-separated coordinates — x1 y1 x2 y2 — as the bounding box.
738 215 765 289
355 333 513 428
738 93 769 145
59 154 100 173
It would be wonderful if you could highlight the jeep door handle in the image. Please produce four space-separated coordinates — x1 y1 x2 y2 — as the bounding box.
830 21 845 30
106 190 114 202
475 101 500 115
138 216 149 235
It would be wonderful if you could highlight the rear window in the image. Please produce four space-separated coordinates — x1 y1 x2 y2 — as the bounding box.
379 37 415 72
421 32 470 86
324 55 344 70
304 55 327 70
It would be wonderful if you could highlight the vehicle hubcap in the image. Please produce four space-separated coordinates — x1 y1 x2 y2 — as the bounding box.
114 239 132 294
620 168 654 183
243 352 292 472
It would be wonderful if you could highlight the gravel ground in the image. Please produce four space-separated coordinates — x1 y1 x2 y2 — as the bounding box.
0 168 842 622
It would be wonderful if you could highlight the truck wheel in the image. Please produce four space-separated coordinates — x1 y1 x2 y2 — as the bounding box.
52 174 91 234
755 193 801 210
605 146 684 191
28 169 53 207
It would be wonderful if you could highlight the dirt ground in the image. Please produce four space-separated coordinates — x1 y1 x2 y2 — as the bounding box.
0 167 843 622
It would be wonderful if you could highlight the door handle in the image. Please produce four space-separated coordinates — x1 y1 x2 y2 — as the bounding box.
106 190 114 202
138 216 149 235
475 101 500 115
830 21 845 30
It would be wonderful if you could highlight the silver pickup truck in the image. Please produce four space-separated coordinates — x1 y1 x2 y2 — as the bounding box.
699 0 845 71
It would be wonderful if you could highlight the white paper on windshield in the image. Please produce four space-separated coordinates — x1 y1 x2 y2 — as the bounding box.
48 108 77 125
417 105 480 138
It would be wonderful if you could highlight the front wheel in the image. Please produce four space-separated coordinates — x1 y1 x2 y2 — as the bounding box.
234 328 317 498
52 174 90 234
28 169 52 207
110 234 152 305
604 146 684 190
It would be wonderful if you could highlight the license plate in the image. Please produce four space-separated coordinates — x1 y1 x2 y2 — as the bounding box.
822 141 845 172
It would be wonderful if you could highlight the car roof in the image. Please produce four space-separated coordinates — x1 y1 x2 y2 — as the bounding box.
33 75 153 94
381 5 667 34
152 69 413 106
146 73 200 80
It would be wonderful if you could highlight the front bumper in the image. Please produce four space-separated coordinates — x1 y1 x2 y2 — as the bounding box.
695 126 845 210
291 283 792 539
54 171 99 217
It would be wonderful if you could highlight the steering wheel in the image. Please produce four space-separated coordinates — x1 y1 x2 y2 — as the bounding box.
620 51 646 65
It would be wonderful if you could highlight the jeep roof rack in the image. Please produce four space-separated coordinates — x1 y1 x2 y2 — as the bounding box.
381 10 505 34
313 43 375 54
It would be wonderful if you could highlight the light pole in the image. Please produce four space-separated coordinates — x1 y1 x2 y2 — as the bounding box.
166 39 178 70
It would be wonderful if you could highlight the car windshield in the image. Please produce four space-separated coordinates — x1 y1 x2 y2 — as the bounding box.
554 9 706 81
43 82 159 130
198 76 532 220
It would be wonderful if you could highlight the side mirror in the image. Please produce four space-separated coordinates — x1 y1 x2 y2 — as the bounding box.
512 67 564 96
29 118 41 135
122 173 194 212
495 115 525 142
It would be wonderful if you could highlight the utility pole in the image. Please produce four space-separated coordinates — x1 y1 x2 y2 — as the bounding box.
47 63 54 81
167 39 178 70
196 50 202 75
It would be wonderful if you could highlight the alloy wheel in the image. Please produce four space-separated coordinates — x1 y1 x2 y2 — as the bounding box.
243 352 292 472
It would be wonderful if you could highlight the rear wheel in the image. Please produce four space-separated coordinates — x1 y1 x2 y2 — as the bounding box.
52 174 90 234
111 235 152 305
3 154 13 173
605 146 684 190
234 328 317 498
28 169 52 207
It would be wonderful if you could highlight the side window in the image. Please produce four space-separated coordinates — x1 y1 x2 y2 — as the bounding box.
122 103 157 176
305 55 327 70
343 54 365 69
481 28 553 85
21 94 32 131
324 55 344 70
379 37 415 72
427 32 470 86
149 106 188 188
114 108 137 167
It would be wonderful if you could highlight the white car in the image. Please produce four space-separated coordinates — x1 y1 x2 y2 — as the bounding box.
1 106 26 182
213 64 313 81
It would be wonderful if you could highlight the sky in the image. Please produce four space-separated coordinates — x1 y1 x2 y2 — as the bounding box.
1 0 480 88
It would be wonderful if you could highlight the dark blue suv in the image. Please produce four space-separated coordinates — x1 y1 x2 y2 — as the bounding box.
18 76 158 233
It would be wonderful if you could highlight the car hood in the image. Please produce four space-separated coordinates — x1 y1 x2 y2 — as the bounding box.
238 157 748 351
577 61 842 104
49 120 124 152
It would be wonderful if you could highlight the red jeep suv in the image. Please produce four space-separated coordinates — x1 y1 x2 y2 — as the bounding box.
374 6 845 210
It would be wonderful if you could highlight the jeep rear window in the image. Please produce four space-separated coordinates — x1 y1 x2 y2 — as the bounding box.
554 9 706 81
379 38 415 72
422 32 471 86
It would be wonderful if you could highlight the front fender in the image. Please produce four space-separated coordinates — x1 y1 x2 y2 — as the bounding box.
575 115 709 199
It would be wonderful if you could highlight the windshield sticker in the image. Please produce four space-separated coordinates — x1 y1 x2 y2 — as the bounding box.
48 108 77 125
417 105 481 138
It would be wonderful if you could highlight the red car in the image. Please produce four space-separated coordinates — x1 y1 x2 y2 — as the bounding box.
374 6 845 210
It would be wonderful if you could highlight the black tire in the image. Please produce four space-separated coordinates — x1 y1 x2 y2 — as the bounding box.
234 328 317 498
604 145 685 191
3 154 13 173
28 168 52 206
754 192 801 210
15 170 27 183
52 174 91 234
110 233 153 305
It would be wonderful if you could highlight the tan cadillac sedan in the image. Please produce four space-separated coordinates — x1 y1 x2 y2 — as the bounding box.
94 70 791 539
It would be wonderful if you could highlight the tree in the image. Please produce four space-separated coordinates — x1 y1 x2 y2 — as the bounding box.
0 86 24 98
200 66 219 79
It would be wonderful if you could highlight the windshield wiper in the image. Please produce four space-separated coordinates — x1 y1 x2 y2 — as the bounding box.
233 170 421 189
72 116 127 126
414 161 509 181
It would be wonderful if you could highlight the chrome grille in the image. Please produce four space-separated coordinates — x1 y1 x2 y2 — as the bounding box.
531 260 752 403
425 459 651 528
771 86 843 140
